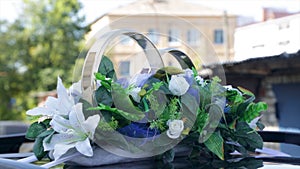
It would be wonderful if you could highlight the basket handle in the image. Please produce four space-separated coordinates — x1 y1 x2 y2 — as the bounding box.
159 48 195 69
81 29 164 103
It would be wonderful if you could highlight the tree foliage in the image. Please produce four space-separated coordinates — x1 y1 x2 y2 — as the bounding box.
0 0 88 120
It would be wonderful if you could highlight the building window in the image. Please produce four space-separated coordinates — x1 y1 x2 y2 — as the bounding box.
119 61 130 76
147 29 159 44
187 29 199 45
168 28 180 43
214 29 224 44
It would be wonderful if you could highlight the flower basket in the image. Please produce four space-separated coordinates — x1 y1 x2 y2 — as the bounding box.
25 29 267 167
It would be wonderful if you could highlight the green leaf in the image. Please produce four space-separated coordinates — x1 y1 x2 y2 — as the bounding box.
226 89 244 104
33 137 47 160
256 121 265 131
94 86 113 106
147 91 167 118
240 102 268 122
238 86 254 97
181 93 199 128
37 129 55 141
25 122 47 140
236 95 255 118
235 122 263 151
181 93 199 116
91 104 142 122
111 83 145 121
98 56 115 78
204 131 224 160
41 119 51 127
31 127 55 160
195 109 208 133
199 103 223 143
154 67 184 78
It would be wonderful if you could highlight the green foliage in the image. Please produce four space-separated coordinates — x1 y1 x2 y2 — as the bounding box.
150 97 181 131
98 56 115 78
204 131 224 160
33 129 55 160
240 102 268 123
186 76 267 161
25 121 47 140
94 86 113 106
33 137 48 160
91 56 267 162
97 117 119 131
90 103 144 122
111 83 145 121
0 0 87 120
26 118 55 160
234 122 263 151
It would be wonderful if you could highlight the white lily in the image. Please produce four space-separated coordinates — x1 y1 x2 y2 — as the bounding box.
26 77 82 117
168 75 190 96
43 103 100 160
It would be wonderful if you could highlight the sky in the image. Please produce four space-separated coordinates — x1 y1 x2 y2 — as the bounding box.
0 0 300 24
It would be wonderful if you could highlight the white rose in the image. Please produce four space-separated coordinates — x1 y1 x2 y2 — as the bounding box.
166 120 184 139
168 75 190 96
128 87 142 103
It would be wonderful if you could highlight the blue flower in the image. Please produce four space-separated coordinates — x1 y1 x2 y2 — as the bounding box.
130 73 153 87
117 122 160 138
183 69 194 85
224 106 231 113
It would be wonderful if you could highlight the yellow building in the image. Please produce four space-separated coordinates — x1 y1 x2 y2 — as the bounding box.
86 0 237 78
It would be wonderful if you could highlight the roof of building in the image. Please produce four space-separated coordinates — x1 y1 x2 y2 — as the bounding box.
90 0 235 25
110 0 230 16
206 50 300 77
263 7 297 21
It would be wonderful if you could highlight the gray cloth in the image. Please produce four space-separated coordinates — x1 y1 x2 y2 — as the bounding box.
65 145 191 167
0 158 43 169
65 147 150 167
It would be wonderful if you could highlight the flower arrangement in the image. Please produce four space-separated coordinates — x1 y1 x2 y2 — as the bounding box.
25 54 267 165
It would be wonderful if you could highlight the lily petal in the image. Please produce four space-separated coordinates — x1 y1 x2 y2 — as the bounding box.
69 103 85 133
51 115 72 133
57 77 74 115
44 96 58 110
53 143 75 160
83 114 100 138
57 76 69 101
26 107 53 116
75 137 93 157
44 132 82 151
69 80 82 103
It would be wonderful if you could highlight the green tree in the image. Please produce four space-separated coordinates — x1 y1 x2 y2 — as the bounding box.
0 0 88 120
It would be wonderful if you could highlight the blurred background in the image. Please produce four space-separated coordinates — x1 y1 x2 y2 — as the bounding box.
0 0 300 155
